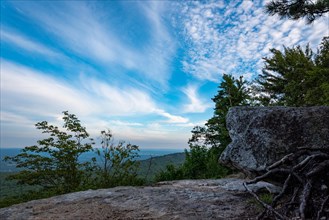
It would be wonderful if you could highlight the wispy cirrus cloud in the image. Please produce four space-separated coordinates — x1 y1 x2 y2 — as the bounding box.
182 84 211 113
175 0 328 82
8 1 175 90
154 109 189 124
1 60 96 117
0 60 188 134
1 28 63 59
138 1 177 88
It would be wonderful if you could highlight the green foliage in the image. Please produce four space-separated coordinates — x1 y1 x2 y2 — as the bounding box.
259 193 273 204
154 145 230 181
206 74 251 148
139 153 185 181
183 145 230 179
205 146 230 178
248 192 274 212
0 172 41 198
1 152 186 207
160 74 250 181
0 188 60 208
154 76 252 183
183 145 208 178
189 74 251 149
256 37 329 106
155 164 184 181
265 0 329 23
4 111 95 194
305 37 329 105
2 112 146 205
94 130 144 187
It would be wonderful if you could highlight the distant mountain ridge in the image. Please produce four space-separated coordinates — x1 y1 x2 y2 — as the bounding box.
0 151 186 199
0 148 184 172
139 152 186 180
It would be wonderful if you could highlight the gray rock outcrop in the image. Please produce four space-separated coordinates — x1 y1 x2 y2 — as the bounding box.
0 178 280 220
220 106 329 176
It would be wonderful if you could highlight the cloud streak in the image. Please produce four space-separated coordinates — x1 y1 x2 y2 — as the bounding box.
8 1 176 90
0 60 189 142
1 28 63 59
182 84 211 113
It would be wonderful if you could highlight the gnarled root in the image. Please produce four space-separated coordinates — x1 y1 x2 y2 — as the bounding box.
244 148 329 220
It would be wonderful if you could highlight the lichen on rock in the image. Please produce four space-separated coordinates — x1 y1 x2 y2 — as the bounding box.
220 106 329 176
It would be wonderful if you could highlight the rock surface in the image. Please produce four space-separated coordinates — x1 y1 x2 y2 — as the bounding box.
0 178 280 220
220 106 329 176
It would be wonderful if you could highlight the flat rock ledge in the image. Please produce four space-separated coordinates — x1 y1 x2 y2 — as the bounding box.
0 178 280 220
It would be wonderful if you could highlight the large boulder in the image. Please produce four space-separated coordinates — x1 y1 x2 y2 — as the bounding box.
220 106 329 176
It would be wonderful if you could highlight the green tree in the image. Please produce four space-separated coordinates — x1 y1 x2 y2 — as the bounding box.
95 130 143 187
154 164 184 181
155 74 251 181
183 145 208 179
265 0 329 23
187 74 250 179
4 111 95 194
305 37 329 105
256 37 329 106
205 74 251 149
188 74 250 150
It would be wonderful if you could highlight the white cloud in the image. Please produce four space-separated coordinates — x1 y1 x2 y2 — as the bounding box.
175 0 328 82
154 109 189 124
1 60 92 117
0 60 189 147
9 1 175 89
182 84 211 113
1 60 189 120
1 28 63 59
138 1 177 89
109 120 143 127
0 111 35 128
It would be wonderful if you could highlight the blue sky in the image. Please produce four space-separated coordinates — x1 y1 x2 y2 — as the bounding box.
1 0 328 149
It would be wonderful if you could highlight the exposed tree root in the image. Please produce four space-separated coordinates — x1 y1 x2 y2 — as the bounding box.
244 148 329 220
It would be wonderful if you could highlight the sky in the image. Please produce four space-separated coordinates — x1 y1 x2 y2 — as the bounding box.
1 0 328 150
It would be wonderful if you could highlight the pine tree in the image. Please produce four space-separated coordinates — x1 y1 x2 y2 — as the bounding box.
306 37 329 105
265 0 329 23
186 74 251 178
205 74 250 149
189 74 250 149
256 37 329 106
